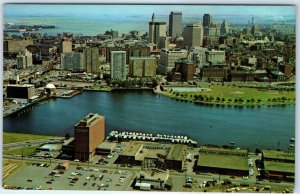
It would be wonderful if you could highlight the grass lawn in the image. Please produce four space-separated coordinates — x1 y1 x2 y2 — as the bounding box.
3 146 39 156
3 132 59 144
162 85 295 106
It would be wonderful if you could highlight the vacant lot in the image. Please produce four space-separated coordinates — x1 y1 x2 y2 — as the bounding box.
3 132 59 144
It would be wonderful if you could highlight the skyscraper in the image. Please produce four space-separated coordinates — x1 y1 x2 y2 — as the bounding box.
169 11 182 39
111 51 127 80
183 23 203 48
203 14 214 27
220 20 229 35
84 47 100 74
149 13 167 45
61 52 85 71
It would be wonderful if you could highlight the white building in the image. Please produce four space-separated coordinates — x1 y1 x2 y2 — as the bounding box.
158 48 188 74
206 50 226 64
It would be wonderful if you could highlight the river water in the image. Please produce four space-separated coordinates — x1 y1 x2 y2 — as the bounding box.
3 90 295 150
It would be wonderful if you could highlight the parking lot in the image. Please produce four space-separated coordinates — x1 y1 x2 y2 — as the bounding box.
3 162 135 190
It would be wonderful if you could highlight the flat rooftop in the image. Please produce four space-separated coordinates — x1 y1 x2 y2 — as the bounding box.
262 150 295 161
139 170 169 181
264 161 295 174
166 144 187 161
120 141 143 157
197 153 248 171
199 146 248 156
75 113 104 127
96 141 117 150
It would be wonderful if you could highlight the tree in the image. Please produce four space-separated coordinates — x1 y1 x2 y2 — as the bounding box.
216 97 220 102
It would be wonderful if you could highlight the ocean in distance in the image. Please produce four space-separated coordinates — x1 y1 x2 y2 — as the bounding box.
3 91 295 151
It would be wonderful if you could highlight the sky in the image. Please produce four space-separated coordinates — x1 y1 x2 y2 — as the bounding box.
3 4 296 18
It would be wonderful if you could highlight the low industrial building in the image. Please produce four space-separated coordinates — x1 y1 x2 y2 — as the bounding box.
195 146 249 176
6 84 36 100
115 141 187 171
262 150 295 182
96 141 117 154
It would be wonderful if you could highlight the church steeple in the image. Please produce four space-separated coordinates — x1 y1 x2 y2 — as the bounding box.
151 12 155 22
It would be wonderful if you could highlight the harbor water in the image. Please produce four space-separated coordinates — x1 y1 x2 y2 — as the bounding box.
3 90 295 151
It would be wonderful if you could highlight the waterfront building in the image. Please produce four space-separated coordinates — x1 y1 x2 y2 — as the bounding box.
110 51 127 80
149 13 167 45
173 59 196 81
74 113 105 161
183 23 203 48
6 84 35 100
195 146 249 176
115 141 187 171
129 57 157 77
84 47 100 74
262 150 295 181
61 52 85 71
169 11 182 39
158 48 188 74
61 40 72 53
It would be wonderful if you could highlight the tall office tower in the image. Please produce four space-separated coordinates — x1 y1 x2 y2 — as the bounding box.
61 52 85 71
84 47 100 74
149 13 167 45
183 23 203 48
61 40 72 53
110 51 127 80
169 11 182 39
220 20 229 35
74 113 105 161
203 14 214 27
251 24 259 36
23 49 33 67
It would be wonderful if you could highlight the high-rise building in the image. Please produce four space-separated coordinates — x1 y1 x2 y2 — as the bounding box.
105 29 119 39
74 113 105 161
61 52 85 71
149 13 167 45
16 49 33 69
169 11 182 39
203 14 214 27
111 51 127 80
183 23 203 48
220 20 229 35
84 47 100 74
129 57 157 77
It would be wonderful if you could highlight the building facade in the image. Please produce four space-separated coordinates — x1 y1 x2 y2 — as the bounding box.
6 84 35 100
110 51 127 80
149 13 167 45
74 113 105 161
183 23 203 48
61 52 85 71
129 57 157 77
169 11 182 39
158 48 188 74
84 47 100 74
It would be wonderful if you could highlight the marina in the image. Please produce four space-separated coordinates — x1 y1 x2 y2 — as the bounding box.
107 130 198 146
